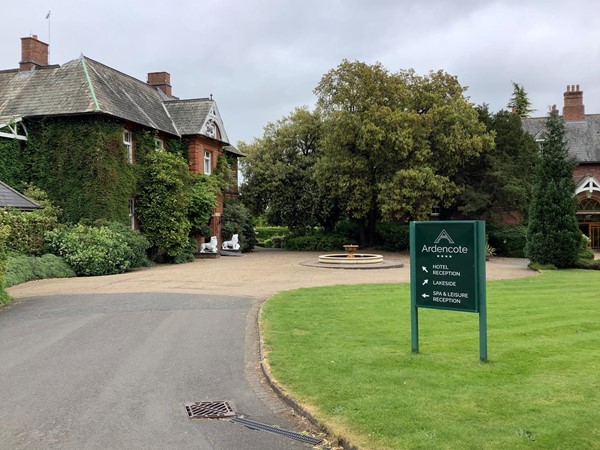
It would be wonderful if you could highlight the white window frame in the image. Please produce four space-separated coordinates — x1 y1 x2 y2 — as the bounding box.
204 150 212 175
154 138 164 151
123 130 133 163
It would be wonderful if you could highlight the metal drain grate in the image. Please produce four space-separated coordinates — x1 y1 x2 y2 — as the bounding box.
185 401 236 419
230 417 323 446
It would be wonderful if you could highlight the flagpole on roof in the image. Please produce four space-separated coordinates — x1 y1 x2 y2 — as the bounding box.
46 10 51 63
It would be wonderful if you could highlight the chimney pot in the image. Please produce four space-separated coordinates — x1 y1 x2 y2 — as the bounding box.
19 35 49 71
147 71 172 97
563 83 585 121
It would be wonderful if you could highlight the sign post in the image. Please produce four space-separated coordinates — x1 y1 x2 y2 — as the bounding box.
410 220 487 361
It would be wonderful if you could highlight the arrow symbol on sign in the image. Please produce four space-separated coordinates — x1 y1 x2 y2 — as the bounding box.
422 279 428 285
422 266 428 273
421 293 430 298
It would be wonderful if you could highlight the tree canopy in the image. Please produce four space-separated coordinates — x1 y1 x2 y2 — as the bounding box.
451 105 540 222
240 107 340 233
314 60 493 243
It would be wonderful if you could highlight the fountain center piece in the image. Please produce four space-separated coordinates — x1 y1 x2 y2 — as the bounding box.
319 244 384 265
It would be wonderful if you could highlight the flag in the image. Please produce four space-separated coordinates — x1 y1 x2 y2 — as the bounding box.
46 11 51 19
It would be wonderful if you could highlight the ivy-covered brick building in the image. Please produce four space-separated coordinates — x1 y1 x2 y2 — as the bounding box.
0 35 241 244
522 85 600 249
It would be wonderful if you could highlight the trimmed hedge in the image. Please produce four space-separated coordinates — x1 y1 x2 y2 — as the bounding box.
285 233 352 251
5 254 76 287
256 226 289 246
0 186 61 256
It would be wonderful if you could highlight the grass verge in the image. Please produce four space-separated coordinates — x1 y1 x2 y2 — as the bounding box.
262 270 600 449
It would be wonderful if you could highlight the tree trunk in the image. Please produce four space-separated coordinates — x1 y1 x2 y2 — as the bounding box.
366 206 378 247
357 219 367 246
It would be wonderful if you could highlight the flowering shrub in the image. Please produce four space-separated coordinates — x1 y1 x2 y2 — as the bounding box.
46 224 133 276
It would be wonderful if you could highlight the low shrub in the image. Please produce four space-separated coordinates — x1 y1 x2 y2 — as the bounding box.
98 221 152 269
574 258 600 270
285 233 351 251
375 222 410 252
5 254 76 287
271 235 285 248
578 234 595 260
172 238 197 264
487 224 527 257
46 224 133 276
528 261 557 271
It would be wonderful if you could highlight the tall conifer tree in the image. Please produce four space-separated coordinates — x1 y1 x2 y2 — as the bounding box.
507 82 534 117
526 110 580 267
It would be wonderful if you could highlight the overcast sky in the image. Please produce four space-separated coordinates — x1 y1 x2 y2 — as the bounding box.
2 0 599 145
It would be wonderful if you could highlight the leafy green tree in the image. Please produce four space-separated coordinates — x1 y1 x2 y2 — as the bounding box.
314 61 493 243
526 110 580 268
136 151 194 259
452 106 540 222
240 107 338 233
507 82 534 117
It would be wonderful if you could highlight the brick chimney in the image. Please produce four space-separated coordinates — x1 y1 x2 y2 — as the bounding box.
563 84 585 121
20 35 49 71
147 72 172 97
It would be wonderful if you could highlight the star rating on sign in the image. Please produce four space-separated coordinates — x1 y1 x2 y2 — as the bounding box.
436 254 453 258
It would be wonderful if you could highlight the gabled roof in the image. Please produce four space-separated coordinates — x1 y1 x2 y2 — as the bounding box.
0 56 232 144
164 98 230 143
522 114 600 163
0 180 41 211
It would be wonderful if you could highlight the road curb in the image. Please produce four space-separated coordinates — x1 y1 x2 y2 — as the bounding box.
257 300 359 450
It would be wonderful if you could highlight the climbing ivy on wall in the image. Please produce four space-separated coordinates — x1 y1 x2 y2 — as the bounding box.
0 137 24 189
23 117 136 224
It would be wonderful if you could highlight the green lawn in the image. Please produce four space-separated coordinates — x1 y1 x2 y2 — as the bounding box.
261 270 600 449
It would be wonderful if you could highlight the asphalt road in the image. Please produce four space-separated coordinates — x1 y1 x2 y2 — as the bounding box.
0 292 316 450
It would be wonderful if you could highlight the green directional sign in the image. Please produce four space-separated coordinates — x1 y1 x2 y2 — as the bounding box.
412 221 481 312
410 220 488 360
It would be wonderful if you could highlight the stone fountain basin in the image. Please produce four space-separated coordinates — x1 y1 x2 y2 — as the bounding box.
318 253 384 265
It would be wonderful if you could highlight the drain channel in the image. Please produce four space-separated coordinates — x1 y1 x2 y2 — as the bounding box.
230 417 323 446
185 401 235 419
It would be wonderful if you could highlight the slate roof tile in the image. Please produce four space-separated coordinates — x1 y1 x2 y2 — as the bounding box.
0 180 41 210
522 115 600 163
0 56 234 141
